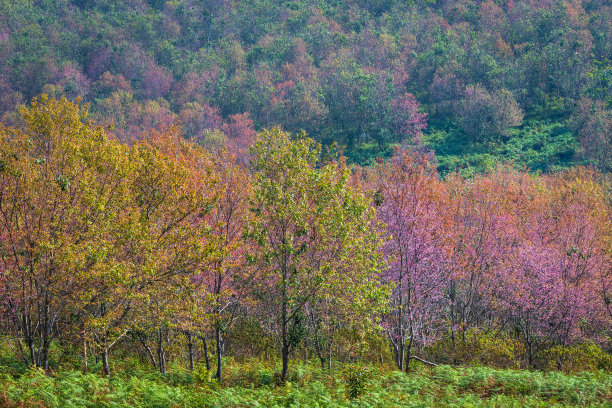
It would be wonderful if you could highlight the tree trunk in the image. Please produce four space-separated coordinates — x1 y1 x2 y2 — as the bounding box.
525 321 534 369
527 338 534 369
326 336 334 372
141 339 157 369
280 262 290 383
407 355 438 367
215 326 223 383
397 266 405 371
101 347 110 376
450 279 456 349
281 342 290 383
41 342 50 370
26 336 35 367
42 297 50 370
186 332 194 371
157 327 166 374
82 336 88 373
201 335 211 371
405 328 414 373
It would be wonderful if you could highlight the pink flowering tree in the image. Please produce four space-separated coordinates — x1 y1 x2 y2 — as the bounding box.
391 93 428 145
193 151 255 382
376 149 454 371
223 112 258 165
489 170 610 366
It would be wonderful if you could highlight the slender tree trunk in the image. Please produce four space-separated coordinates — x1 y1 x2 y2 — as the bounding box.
215 326 224 383
41 343 50 370
528 341 533 368
157 327 166 374
397 266 405 371
281 342 290 383
141 339 157 369
280 262 290 383
280 297 289 382
101 336 110 377
450 279 456 349
523 319 534 369
201 335 211 371
326 334 334 372
21 275 35 367
186 332 195 371
82 336 88 373
42 296 50 370
405 331 414 373
526 334 534 369
102 350 110 376
26 336 35 367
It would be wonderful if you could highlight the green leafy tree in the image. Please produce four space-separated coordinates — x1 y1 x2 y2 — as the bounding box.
247 128 388 382
0 95 131 369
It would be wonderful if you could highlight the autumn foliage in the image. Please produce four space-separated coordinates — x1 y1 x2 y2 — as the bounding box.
0 97 610 382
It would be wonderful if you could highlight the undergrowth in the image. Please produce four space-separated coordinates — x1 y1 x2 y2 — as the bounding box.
1 361 611 408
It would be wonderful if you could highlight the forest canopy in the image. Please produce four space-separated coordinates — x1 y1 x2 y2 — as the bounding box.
0 0 609 174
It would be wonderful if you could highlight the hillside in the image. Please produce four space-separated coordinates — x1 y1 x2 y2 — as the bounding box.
0 0 610 174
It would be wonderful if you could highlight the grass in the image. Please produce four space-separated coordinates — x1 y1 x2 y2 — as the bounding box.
1 362 611 407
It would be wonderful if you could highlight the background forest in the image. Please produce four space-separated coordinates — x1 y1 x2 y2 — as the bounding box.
0 0 610 174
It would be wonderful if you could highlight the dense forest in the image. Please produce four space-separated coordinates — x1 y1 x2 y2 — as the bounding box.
0 1 611 407
0 0 610 174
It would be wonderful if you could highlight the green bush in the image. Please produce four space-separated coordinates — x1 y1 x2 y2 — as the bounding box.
426 330 525 369
341 363 372 399
536 343 612 373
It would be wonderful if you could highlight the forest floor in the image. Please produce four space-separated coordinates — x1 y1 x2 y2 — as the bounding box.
1 359 611 407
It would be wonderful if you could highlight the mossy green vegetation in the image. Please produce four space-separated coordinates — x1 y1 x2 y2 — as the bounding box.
423 120 583 177
2 362 611 408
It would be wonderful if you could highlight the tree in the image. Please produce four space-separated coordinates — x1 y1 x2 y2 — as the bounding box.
455 85 523 142
248 128 387 382
116 125 217 375
488 169 610 366
0 95 131 369
570 98 612 172
78 124 218 376
391 93 428 145
195 150 254 382
375 149 454 370
445 169 518 347
222 113 257 165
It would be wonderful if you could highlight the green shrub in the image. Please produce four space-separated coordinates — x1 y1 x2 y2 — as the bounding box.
426 330 525 368
536 343 612 373
341 363 372 399
192 363 219 391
